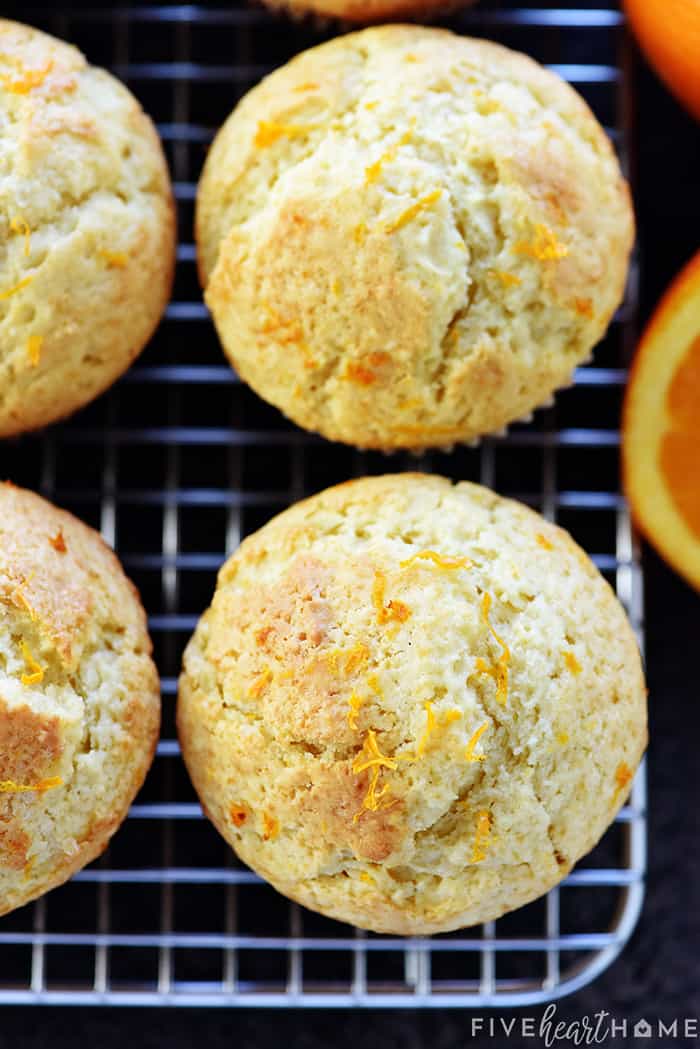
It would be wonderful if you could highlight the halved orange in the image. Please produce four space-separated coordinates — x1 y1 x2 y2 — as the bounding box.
625 0 700 122
623 250 700 590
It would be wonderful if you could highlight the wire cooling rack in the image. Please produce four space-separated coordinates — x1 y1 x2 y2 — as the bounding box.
0 1 646 1007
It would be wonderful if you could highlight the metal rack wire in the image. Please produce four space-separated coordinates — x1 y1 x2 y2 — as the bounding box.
0 1 646 1007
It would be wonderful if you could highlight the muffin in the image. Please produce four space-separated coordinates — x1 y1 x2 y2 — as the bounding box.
197 25 634 451
259 0 474 24
0 483 160 916
0 19 175 438
178 474 646 935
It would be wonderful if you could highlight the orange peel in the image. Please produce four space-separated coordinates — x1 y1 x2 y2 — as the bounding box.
624 0 700 121
623 249 700 590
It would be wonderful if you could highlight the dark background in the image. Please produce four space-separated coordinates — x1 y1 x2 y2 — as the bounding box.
0 2 698 1046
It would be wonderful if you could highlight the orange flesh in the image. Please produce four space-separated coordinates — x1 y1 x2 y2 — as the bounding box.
625 0 700 121
659 334 700 537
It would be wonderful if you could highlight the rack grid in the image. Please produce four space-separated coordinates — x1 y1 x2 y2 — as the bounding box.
0 1 646 1007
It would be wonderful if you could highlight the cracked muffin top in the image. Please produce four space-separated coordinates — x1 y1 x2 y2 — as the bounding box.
0 19 175 437
177 474 646 934
0 482 160 916
197 25 633 451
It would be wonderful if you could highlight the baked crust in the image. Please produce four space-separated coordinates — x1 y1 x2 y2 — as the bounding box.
178 474 647 934
0 19 176 437
0 482 160 916
197 25 634 450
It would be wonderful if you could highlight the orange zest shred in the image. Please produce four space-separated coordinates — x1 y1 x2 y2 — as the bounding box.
472 594 510 705
249 667 272 698
343 643 370 675
366 673 383 699
99 249 128 269
481 593 510 704
293 81 319 92
19 640 44 686
398 706 462 764
324 642 370 676
471 810 492 863
400 549 473 572
415 701 436 758
352 729 397 821
258 304 316 367
0 58 53 95
0 776 62 793
573 297 594 318
563 650 582 675
615 761 633 790
0 274 33 301
442 709 462 726
345 361 377 386
372 570 411 626
352 730 398 775
12 571 36 620
230 804 248 827
259 304 301 340
347 691 366 731
344 352 391 386
512 223 568 262
49 529 67 553
364 126 413 184
465 720 489 763
557 731 570 745
490 269 522 288
255 625 273 647
261 811 279 841
26 334 43 368
359 870 376 885
475 654 509 705
536 533 553 551
10 217 31 256
254 119 320 148
384 189 442 234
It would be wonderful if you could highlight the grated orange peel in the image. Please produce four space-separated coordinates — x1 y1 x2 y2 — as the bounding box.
0 776 62 793
372 570 411 625
471 810 492 863
352 729 397 820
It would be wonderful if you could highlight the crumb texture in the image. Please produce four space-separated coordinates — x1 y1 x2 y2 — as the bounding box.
0 19 175 437
197 25 633 450
0 482 160 915
178 474 647 934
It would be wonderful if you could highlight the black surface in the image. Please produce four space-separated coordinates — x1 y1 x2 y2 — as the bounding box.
1 5 699 1047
